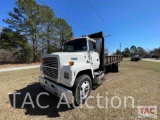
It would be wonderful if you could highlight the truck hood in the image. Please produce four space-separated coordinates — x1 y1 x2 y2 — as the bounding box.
44 52 89 65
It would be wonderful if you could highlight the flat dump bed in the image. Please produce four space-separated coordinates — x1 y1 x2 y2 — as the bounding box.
104 55 123 66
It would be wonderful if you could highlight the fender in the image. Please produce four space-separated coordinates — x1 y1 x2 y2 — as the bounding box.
60 63 94 87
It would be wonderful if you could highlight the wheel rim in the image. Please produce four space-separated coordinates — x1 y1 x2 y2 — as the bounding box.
80 81 90 99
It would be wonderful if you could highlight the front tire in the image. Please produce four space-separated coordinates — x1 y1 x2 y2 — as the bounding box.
73 75 92 105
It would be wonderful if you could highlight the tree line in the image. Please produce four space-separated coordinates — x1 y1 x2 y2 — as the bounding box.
115 45 160 58
0 0 73 63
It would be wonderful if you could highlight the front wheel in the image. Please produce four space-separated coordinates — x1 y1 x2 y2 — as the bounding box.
73 75 92 105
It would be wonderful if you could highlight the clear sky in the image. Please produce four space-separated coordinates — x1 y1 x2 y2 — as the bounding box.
0 0 160 54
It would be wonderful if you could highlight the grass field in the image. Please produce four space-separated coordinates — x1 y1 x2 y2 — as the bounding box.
0 60 159 120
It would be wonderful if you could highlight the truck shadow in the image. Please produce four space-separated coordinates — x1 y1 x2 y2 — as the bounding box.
8 82 73 118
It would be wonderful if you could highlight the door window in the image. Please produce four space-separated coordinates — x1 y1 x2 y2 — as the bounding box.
89 40 96 51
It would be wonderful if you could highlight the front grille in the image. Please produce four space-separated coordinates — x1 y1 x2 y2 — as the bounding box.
42 57 58 79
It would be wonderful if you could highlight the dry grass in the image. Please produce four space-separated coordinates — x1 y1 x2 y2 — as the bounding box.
0 60 159 120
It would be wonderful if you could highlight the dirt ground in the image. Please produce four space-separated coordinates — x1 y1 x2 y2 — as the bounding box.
142 58 160 62
0 62 41 68
0 60 159 120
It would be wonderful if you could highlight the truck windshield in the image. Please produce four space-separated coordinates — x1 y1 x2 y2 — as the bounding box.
64 38 87 52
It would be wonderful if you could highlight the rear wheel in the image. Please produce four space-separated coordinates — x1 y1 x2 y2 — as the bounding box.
73 75 92 105
113 63 120 72
117 63 120 72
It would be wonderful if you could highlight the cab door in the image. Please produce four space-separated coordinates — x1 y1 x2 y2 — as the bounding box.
88 40 100 70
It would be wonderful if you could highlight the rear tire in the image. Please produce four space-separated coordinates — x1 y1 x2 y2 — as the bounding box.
113 63 120 72
73 75 92 106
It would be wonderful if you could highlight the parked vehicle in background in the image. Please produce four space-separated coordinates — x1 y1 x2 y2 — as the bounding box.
39 31 123 105
131 55 141 61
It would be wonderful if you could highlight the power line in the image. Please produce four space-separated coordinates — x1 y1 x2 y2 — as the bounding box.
38 0 91 33
106 41 118 49
60 0 103 30
74 0 106 30
86 0 121 43
86 0 112 33
59 0 107 31
38 0 118 50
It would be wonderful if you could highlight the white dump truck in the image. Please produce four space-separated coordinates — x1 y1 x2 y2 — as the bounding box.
39 32 123 105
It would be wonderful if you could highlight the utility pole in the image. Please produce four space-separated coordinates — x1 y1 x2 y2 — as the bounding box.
120 43 121 52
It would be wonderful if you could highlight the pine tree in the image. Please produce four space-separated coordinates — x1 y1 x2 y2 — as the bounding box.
4 0 41 62
55 18 74 50
38 6 57 54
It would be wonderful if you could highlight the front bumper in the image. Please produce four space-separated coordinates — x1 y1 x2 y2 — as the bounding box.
39 76 73 104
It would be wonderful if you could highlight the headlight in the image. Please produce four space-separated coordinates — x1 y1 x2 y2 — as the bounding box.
64 72 69 79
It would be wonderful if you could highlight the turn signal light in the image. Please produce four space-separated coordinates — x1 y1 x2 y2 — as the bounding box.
69 61 74 66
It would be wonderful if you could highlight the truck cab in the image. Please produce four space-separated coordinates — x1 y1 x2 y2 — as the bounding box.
64 37 100 69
